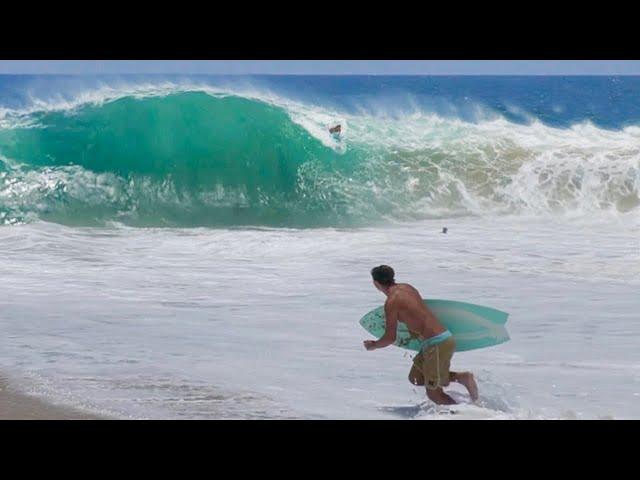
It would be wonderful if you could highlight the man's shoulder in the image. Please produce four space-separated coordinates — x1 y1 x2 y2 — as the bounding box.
390 284 421 302
387 286 411 304
384 294 398 308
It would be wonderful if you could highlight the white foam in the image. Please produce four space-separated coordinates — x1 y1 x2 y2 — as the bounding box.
1 215 639 419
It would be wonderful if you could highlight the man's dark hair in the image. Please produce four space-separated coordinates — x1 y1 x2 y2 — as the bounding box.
371 265 395 286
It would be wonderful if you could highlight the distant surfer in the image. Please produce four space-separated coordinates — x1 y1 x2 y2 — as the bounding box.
364 265 479 404
329 124 342 136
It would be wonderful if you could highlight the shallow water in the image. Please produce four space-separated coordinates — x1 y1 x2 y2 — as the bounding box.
2 214 638 419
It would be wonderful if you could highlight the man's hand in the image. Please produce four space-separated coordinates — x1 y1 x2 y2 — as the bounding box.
363 340 377 351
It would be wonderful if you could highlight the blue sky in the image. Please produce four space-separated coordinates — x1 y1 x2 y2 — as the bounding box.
1 61 640 75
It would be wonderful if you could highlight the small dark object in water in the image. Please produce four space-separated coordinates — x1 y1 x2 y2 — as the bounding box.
329 124 342 134
442 227 448 234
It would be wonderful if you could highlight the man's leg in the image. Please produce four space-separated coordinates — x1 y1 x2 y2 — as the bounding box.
410 365 457 404
449 371 479 401
418 343 457 405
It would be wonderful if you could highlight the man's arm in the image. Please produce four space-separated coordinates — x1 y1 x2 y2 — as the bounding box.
364 301 398 350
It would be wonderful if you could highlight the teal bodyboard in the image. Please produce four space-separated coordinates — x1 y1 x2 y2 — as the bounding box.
359 299 510 352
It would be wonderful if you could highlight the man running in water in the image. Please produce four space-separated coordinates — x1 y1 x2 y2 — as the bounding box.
364 265 479 405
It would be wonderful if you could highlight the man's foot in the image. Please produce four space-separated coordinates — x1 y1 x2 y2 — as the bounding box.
427 388 457 405
457 372 479 401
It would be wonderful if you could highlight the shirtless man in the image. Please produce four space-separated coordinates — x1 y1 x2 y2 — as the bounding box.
364 265 479 405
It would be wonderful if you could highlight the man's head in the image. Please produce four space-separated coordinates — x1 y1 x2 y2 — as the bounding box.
371 265 395 293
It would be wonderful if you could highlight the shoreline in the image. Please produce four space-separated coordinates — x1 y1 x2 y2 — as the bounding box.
0 377 108 420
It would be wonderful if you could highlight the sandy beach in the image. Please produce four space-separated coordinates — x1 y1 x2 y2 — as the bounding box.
0 377 104 420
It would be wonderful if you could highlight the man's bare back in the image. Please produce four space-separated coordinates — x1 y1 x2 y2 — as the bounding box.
385 283 447 341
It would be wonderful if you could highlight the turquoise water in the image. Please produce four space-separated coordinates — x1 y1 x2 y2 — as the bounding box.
0 92 362 226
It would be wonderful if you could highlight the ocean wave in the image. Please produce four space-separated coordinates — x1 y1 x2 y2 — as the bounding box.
0 84 638 227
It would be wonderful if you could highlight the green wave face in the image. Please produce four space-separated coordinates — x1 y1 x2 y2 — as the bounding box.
0 92 368 227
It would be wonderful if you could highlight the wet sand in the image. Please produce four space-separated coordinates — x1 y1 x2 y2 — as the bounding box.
0 377 105 420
